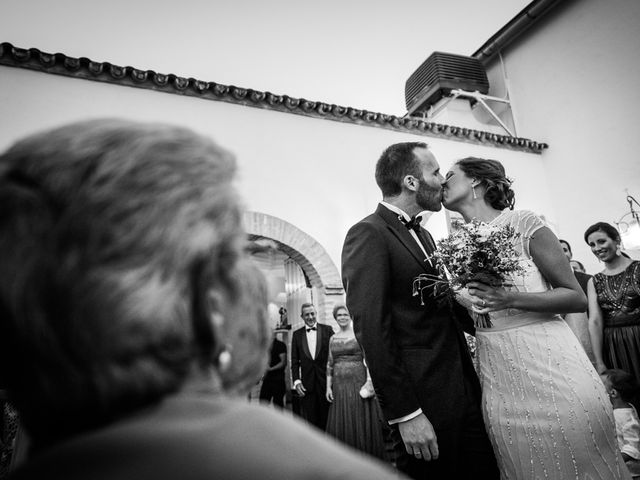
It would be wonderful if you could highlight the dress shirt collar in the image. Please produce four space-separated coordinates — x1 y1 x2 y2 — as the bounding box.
379 202 432 266
380 202 427 224
380 201 410 221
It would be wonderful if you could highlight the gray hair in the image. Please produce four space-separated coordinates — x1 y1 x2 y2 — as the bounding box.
0 119 246 446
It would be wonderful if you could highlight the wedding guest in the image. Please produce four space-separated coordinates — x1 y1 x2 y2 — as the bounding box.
559 239 591 294
602 369 640 477
0 119 404 480
442 157 629 479
559 238 594 359
585 223 640 390
571 259 587 273
259 331 287 408
290 303 333 430
325 305 386 460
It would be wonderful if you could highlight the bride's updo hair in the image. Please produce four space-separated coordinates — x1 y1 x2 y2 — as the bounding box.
456 157 515 210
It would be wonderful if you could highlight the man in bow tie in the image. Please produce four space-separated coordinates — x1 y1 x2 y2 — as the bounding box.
341 142 498 479
290 303 334 430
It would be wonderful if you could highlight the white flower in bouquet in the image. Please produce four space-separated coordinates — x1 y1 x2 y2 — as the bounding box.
412 220 526 328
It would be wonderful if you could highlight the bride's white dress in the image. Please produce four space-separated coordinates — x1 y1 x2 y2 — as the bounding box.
476 210 630 480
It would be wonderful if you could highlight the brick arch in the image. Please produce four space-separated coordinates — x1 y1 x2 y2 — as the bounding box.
243 211 344 323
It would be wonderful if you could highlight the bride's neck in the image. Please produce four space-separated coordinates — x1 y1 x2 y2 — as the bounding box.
458 201 502 224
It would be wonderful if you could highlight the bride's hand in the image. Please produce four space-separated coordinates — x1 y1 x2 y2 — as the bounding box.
467 281 512 313
453 287 474 309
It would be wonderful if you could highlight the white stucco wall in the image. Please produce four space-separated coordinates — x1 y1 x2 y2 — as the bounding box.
0 65 549 271
483 0 640 271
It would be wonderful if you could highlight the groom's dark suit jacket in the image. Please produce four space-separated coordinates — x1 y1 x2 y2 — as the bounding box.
341 204 479 431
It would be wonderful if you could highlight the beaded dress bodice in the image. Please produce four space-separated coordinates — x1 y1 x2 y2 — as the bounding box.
593 261 640 327
481 210 557 331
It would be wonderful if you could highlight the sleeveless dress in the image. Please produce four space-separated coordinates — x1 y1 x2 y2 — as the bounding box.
475 210 630 480
325 336 386 460
593 261 640 385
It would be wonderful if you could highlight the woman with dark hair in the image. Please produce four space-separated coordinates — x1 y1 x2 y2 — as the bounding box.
441 157 629 479
585 222 640 387
325 305 386 460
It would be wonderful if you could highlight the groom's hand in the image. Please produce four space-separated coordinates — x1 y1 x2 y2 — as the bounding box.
398 413 439 461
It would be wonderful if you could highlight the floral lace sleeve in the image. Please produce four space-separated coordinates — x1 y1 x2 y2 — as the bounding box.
513 210 545 258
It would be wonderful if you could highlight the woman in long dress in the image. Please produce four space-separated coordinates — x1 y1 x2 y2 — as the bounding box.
442 157 630 479
325 305 387 460
584 222 640 386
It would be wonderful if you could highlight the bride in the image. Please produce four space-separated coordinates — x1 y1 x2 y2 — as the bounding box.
442 157 630 479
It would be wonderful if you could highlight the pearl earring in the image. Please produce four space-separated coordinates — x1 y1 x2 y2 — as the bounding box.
472 185 477 199
218 348 232 372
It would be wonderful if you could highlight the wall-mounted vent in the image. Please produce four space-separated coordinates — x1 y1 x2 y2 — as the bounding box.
405 52 489 115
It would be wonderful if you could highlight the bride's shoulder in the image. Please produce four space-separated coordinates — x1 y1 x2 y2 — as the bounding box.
496 209 542 223
511 209 542 220
501 210 546 236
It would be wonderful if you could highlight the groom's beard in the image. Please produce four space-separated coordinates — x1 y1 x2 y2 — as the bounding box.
416 183 442 212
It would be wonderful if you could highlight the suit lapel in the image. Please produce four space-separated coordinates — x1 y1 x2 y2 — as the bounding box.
376 204 434 273
314 325 322 359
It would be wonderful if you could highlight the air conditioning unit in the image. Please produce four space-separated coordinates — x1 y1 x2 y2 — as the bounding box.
405 52 489 115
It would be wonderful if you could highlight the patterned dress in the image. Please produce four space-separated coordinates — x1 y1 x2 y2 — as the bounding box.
475 210 630 479
593 261 640 385
325 336 386 460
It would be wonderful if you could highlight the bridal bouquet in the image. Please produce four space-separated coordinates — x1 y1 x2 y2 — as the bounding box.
412 220 525 327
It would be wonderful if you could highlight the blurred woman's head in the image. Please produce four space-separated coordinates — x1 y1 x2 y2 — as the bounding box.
0 119 264 447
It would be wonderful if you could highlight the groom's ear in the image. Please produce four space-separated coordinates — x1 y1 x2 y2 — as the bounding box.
403 175 418 192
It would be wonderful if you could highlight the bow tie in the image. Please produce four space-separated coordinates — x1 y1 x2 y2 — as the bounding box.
306 326 317 332
399 215 423 233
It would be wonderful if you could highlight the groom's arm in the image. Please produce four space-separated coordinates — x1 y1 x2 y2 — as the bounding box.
341 221 421 421
452 300 475 335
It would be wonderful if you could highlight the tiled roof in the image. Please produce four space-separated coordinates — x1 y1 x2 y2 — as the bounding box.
0 42 548 153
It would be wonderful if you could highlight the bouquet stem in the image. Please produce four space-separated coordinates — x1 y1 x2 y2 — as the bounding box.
472 312 493 329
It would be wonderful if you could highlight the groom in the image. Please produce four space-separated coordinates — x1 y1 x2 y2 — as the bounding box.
341 142 498 479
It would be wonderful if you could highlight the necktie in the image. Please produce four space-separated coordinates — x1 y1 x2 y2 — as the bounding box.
399 214 423 233
400 215 435 259
306 326 316 332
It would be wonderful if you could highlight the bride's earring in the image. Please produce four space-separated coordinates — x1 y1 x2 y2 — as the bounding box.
472 185 477 199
